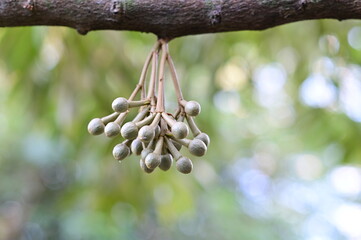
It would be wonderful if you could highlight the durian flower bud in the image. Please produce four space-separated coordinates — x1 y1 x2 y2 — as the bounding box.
113 143 130 161
87 118 105 135
176 157 193 174
131 139 143 155
121 122 138 140
162 113 189 139
104 122 120 137
159 154 173 171
180 100 201 116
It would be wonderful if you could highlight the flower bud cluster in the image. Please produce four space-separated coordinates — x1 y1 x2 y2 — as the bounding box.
87 40 210 174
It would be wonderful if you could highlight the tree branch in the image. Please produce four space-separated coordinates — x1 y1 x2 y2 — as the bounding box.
1 0 361 38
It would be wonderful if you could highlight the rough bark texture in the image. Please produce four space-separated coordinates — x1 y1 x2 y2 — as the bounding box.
1 0 361 38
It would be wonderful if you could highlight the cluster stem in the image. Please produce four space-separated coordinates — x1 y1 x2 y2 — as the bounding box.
155 40 168 113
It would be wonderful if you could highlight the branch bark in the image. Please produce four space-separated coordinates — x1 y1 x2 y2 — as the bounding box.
1 0 361 39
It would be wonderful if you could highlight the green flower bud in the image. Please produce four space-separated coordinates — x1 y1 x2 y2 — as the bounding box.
104 122 120 137
195 133 210 147
185 100 201 116
87 118 105 135
131 139 143 155
112 143 130 160
159 154 173 171
171 122 189 139
188 139 207 156
145 153 161 169
140 159 154 173
176 157 193 174
121 122 138 140
112 97 129 113
138 125 155 143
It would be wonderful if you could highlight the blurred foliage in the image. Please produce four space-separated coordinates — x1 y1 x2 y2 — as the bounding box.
1 19 361 240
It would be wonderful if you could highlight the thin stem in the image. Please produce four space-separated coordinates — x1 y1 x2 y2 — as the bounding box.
164 137 182 160
161 112 176 126
128 99 150 108
170 136 190 147
177 113 185 122
123 139 131 146
154 136 164 154
156 41 168 112
141 83 146 100
114 112 128 125
140 41 161 86
147 51 159 100
173 107 182 119
129 84 142 101
132 106 150 122
129 41 161 101
101 112 120 123
160 118 168 137
135 113 156 127
166 44 184 103
150 113 161 128
186 115 201 136
146 138 156 149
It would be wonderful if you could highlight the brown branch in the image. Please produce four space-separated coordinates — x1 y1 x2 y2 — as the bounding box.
1 0 361 38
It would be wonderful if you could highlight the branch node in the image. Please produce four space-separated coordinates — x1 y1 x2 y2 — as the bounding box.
111 0 125 14
208 0 223 26
77 27 90 35
279 7 297 19
210 9 222 26
298 0 308 11
23 0 35 11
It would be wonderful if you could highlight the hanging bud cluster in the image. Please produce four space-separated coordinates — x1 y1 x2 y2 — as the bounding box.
87 40 210 174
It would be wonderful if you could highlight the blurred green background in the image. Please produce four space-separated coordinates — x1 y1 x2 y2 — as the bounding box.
1 19 361 240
